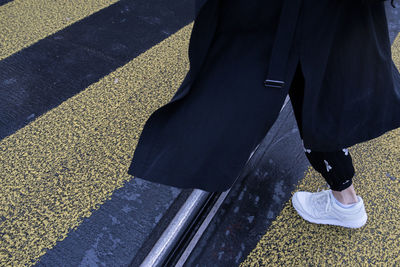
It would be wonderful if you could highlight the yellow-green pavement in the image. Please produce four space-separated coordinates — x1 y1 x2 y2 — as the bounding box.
0 20 193 265
0 0 118 60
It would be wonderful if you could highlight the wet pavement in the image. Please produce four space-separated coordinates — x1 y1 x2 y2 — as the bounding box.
185 97 308 266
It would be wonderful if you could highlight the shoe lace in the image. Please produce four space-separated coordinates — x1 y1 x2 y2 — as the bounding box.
311 190 332 217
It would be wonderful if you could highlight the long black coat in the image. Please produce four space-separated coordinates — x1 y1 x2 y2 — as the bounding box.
127 0 400 192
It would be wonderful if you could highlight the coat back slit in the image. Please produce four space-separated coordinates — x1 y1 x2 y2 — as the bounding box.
127 0 400 192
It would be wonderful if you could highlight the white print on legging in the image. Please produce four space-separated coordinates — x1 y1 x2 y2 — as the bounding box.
324 160 332 172
301 139 349 158
301 140 351 185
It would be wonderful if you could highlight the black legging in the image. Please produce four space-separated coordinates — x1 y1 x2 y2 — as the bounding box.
288 62 355 191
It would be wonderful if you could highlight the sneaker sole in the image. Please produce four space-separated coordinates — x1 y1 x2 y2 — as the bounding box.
291 193 368 229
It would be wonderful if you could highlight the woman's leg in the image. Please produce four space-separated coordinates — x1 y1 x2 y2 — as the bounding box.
292 146 368 228
288 61 358 203
303 147 358 204
332 185 358 205
288 61 367 228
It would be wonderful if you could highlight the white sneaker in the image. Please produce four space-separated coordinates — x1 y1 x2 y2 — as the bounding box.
292 189 367 228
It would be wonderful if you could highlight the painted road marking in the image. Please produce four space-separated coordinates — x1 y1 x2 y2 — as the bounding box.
240 33 400 266
0 22 194 265
0 0 118 60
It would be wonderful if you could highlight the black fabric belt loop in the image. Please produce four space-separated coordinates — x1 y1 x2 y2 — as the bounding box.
264 0 302 89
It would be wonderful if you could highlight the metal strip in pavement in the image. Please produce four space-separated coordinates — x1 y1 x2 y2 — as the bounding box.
138 189 211 267
173 190 231 266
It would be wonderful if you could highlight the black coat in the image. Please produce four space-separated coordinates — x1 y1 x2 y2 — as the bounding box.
127 0 400 192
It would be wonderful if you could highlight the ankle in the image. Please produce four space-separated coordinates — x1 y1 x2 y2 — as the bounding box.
331 186 358 205
332 192 358 205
